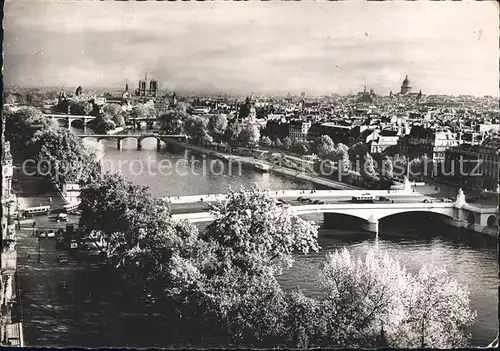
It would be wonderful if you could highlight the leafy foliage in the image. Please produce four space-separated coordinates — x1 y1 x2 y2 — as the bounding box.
158 110 187 135
260 135 272 147
238 124 260 148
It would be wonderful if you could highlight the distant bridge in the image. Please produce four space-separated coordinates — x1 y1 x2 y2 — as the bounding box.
78 133 188 150
43 114 96 128
170 191 498 235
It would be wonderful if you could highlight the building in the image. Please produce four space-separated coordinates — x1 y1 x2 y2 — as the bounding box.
398 126 460 162
478 136 500 190
443 144 482 188
307 123 351 144
1 114 23 346
135 74 158 97
288 120 311 140
400 75 412 95
367 130 400 154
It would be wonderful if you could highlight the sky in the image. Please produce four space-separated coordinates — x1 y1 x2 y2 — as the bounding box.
3 0 499 97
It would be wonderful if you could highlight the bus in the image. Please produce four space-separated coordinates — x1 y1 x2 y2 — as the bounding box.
20 205 51 218
351 194 376 204
62 203 79 213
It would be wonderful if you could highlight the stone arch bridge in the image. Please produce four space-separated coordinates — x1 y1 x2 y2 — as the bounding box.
43 114 96 128
78 133 188 150
171 190 498 236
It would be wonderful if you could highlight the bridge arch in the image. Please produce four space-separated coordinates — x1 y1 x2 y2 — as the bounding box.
56 118 68 126
377 209 454 221
139 136 159 143
70 118 85 128
487 215 498 227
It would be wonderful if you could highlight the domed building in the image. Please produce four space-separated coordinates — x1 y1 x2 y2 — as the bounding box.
400 75 412 95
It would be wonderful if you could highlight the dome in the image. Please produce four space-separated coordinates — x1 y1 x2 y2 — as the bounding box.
402 75 411 87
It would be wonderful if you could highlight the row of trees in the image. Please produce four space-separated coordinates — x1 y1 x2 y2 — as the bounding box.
77 176 476 348
158 108 261 148
5 107 100 184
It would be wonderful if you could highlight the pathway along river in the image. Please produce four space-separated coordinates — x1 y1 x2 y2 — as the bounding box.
20 128 496 347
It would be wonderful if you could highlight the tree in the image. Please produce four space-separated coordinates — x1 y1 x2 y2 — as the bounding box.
102 104 122 120
238 124 260 148
113 114 126 127
282 137 293 151
69 98 93 116
392 264 476 348
78 173 171 245
360 154 377 180
260 135 272 147
224 122 242 147
349 142 369 164
130 104 155 120
31 127 100 184
4 107 58 153
336 143 351 173
158 110 186 135
309 248 475 348
165 187 319 346
290 139 309 156
316 135 336 159
274 138 283 149
95 117 116 133
184 116 211 144
208 114 228 138
382 156 394 178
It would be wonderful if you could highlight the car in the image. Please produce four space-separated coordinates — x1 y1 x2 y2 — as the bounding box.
47 230 56 238
56 213 68 222
313 200 324 204
306 198 314 203
297 197 303 201
38 231 47 238
379 196 389 201
423 199 432 203
69 240 78 249
441 198 453 203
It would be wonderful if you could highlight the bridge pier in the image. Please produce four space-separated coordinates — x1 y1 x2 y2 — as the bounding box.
137 139 142 150
361 220 379 236
147 120 154 129
157 139 162 151
117 139 122 150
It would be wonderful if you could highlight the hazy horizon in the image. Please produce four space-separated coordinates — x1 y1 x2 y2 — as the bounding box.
3 1 499 97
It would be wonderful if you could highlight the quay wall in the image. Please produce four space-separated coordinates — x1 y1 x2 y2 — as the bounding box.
161 139 361 191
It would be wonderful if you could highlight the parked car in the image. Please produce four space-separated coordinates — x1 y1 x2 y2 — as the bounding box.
313 200 324 204
441 198 453 203
56 213 68 222
379 196 389 201
47 230 56 238
306 198 314 203
38 231 47 238
423 199 432 203
297 197 303 201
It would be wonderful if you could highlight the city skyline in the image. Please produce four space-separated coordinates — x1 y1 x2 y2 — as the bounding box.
3 1 499 97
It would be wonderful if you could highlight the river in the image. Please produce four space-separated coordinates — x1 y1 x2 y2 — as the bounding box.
21 126 494 347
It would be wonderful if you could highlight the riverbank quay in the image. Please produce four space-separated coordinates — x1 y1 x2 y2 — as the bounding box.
161 138 361 190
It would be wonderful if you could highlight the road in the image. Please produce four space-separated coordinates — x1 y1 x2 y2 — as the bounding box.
169 194 434 215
